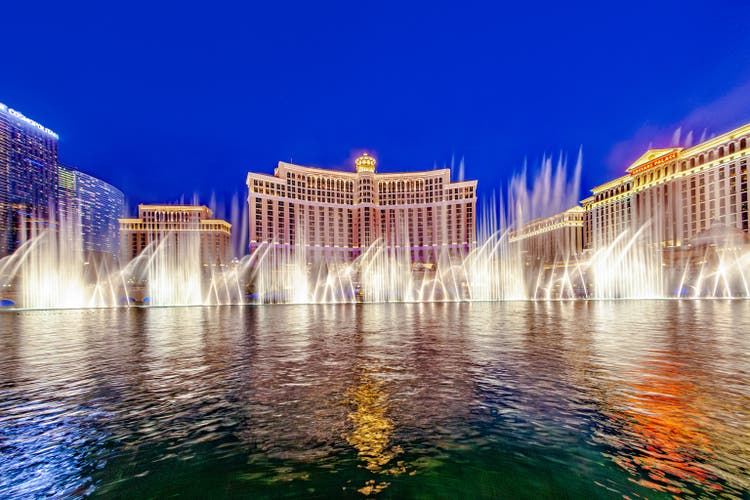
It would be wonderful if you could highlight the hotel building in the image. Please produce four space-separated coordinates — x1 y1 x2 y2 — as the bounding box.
510 206 584 264
586 122 749 250
59 165 125 262
0 102 59 257
246 153 478 262
515 121 750 262
119 204 232 267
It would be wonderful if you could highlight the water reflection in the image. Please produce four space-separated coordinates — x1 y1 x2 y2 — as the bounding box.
610 353 718 495
0 302 748 498
344 369 406 495
591 304 750 497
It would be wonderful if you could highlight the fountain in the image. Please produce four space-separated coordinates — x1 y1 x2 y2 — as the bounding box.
1 152 750 310
0 208 120 309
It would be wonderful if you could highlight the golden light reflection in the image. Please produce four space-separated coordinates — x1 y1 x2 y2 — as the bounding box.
344 370 407 495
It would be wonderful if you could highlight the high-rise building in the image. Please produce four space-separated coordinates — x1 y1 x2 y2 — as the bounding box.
246 153 478 262
59 165 125 262
513 121 750 262
119 204 232 266
585 122 749 250
0 102 59 257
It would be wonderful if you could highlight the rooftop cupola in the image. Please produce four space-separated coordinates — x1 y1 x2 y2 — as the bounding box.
355 152 376 173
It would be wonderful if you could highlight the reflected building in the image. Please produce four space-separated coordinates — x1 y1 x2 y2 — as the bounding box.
0 102 59 257
603 349 720 495
119 204 232 267
246 153 477 262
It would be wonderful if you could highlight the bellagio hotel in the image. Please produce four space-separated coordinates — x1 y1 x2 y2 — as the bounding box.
246 153 477 262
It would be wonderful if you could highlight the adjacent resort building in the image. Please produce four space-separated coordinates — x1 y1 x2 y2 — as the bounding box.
119 204 232 267
246 153 477 262
0 102 60 257
0 101 124 262
59 165 125 264
510 206 585 264
513 121 750 263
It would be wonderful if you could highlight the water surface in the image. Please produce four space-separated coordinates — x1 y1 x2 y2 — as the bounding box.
1 301 748 498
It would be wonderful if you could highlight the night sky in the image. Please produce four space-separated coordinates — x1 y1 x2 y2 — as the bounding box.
4 1 750 218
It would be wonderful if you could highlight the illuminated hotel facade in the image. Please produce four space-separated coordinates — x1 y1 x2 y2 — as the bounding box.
514 121 750 261
119 204 232 267
510 206 584 263
0 102 59 257
588 122 749 250
246 153 478 261
59 165 125 262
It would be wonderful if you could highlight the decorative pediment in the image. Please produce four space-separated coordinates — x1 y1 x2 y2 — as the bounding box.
626 148 682 174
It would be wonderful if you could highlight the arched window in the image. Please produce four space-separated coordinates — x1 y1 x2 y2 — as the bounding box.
729 143 736 154
699 154 705 165
708 151 714 161
690 158 695 168
741 138 747 150
719 147 725 157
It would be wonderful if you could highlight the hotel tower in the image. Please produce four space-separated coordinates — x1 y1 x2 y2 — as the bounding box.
582 123 749 250
119 204 232 267
0 102 59 257
59 165 125 263
247 153 478 262
513 121 750 263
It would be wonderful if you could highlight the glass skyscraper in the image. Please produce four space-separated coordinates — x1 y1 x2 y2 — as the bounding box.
59 165 125 262
0 102 59 257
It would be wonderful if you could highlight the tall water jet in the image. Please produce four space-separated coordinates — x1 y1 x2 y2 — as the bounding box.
0 207 121 309
3 136 749 308
588 225 665 299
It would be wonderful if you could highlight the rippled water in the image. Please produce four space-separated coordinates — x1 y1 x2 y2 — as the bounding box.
1 301 748 498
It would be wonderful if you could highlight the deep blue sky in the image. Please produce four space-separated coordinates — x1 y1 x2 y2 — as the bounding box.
4 1 750 216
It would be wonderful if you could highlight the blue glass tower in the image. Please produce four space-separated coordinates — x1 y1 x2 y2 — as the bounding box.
0 102 59 257
59 165 125 262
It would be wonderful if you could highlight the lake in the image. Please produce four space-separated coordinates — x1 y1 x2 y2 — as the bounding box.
1 301 748 498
